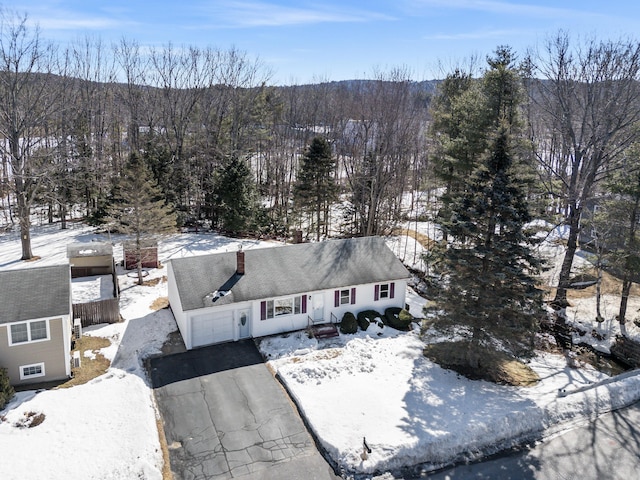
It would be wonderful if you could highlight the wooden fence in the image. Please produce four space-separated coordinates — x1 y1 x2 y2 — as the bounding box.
73 298 121 327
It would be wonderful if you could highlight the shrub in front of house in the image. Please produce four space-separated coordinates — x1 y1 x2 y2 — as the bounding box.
384 307 413 331
357 310 383 331
0 367 14 410
340 312 358 334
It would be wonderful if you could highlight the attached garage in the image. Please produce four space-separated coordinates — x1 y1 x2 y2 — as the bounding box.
191 311 234 348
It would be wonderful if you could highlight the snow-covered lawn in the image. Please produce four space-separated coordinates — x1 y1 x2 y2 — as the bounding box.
2 221 640 479
260 313 640 476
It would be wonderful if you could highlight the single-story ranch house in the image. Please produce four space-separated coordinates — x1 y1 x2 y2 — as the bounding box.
0 265 72 386
168 236 411 349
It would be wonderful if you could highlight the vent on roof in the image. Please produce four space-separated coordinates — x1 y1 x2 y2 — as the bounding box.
211 290 229 303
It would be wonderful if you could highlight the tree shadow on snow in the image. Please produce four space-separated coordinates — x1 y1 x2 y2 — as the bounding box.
109 308 180 384
394 355 544 478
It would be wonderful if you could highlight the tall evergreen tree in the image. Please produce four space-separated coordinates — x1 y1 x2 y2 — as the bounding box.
434 128 544 365
293 136 338 241
107 153 176 285
431 48 544 368
430 69 488 197
210 155 257 235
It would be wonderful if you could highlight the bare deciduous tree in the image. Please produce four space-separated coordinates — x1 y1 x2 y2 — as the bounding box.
530 33 640 307
0 10 59 259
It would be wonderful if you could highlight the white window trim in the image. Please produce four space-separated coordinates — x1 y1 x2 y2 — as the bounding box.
340 289 351 305
19 362 46 380
379 283 390 299
7 318 51 346
264 295 304 319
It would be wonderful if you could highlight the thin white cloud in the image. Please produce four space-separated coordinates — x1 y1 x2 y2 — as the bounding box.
411 0 600 19
207 1 394 28
29 16 131 31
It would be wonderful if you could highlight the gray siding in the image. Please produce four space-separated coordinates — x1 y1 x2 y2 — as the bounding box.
0 317 70 385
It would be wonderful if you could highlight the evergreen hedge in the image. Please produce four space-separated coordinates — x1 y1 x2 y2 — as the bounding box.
384 307 413 331
339 312 358 334
0 367 14 411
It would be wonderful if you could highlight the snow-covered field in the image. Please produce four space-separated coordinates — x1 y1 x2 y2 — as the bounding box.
1 221 640 479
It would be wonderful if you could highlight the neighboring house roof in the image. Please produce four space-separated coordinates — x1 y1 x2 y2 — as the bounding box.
0 264 71 324
67 242 113 258
171 236 411 311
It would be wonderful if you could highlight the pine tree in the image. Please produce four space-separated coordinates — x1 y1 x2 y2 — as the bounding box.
0 367 14 410
107 153 176 285
430 70 489 240
434 128 544 365
210 156 258 235
431 48 544 368
293 137 338 241
589 149 640 330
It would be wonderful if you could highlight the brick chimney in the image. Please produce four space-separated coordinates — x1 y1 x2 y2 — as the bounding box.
236 249 245 275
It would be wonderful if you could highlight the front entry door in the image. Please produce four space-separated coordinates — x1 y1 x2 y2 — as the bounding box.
313 294 324 322
238 309 251 339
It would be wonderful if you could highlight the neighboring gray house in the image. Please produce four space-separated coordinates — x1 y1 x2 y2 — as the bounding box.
168 236 411 349
0 265 72 386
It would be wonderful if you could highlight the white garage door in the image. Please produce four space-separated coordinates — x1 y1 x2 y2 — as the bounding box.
191 311 234 347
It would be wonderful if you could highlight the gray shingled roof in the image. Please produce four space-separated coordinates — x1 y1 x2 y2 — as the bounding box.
0 264 71 324
170 236 410 311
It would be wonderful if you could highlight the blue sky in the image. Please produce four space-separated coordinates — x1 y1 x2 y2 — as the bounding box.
14 1 640 84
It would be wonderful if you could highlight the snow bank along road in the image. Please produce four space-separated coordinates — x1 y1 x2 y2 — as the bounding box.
428 400 640 480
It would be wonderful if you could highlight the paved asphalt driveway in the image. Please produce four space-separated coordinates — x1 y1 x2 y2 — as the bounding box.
150 340 340 480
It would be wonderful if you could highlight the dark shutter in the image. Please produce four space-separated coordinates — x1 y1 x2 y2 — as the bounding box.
301 295 307 314
334 290 339 307
351 287 356 305
260 301 267 320
390 282 395 299
374 284 380 301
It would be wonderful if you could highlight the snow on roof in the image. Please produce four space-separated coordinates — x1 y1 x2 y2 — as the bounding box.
66 242 113 258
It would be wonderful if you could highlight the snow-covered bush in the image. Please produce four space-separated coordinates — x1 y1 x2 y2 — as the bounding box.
339 312 358 334
357 310 382 331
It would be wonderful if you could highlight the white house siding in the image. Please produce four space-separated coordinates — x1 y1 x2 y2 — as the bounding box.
251 305 309 338
168 274 408 350
167 262 190 348
324 280 408 323
251 280 408 341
